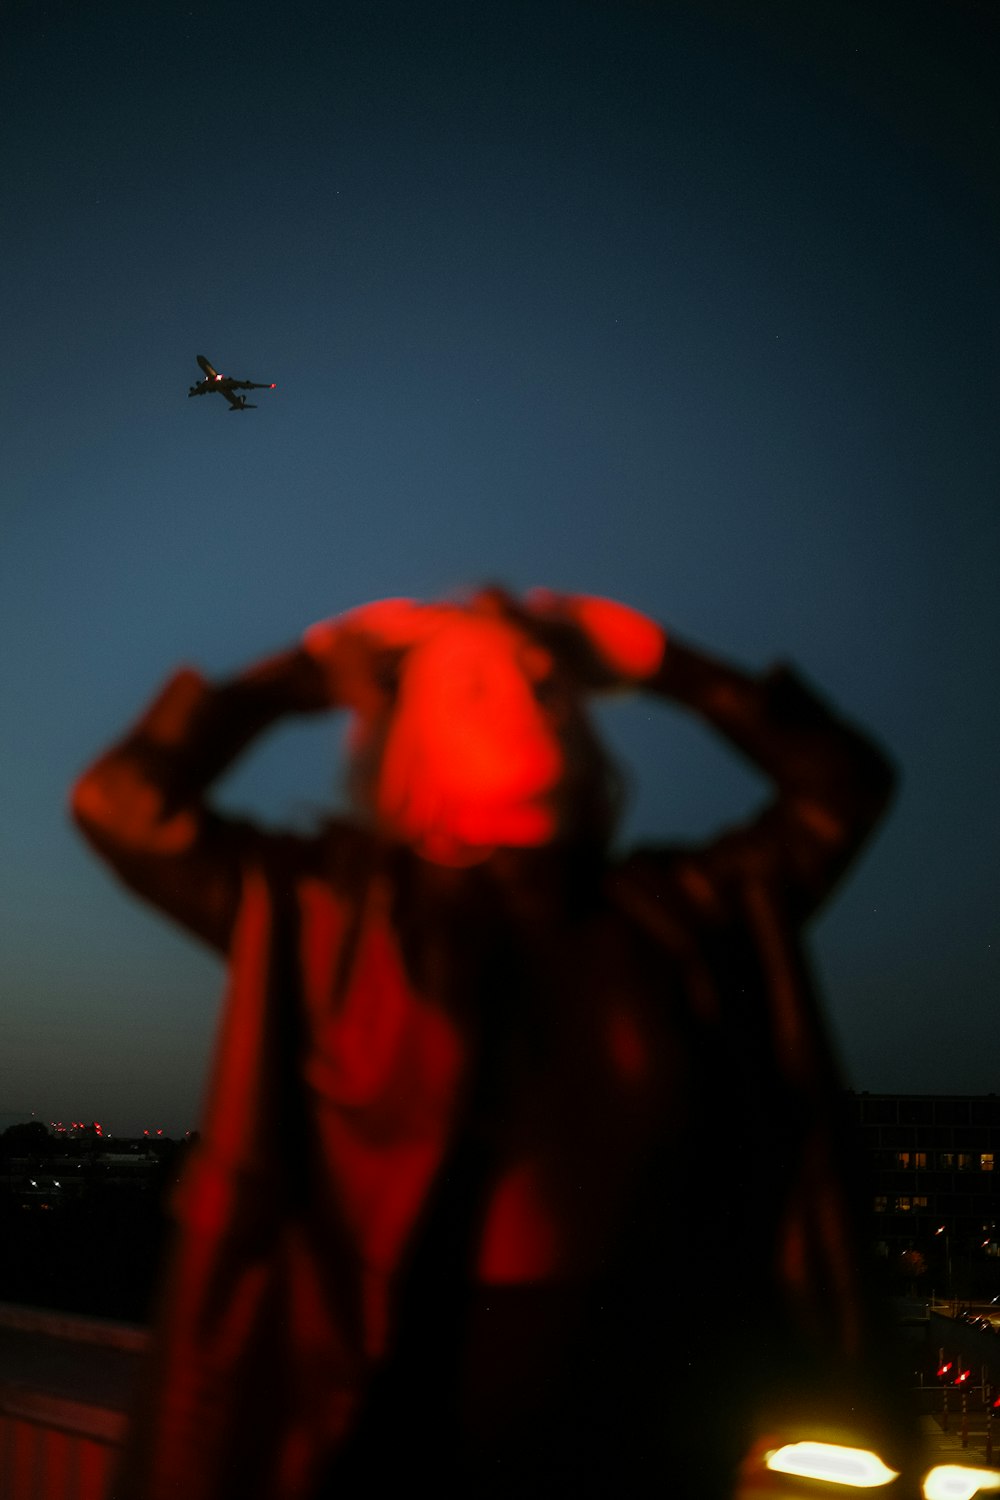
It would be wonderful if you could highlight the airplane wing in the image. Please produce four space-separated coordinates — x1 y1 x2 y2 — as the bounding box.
230 379 274 391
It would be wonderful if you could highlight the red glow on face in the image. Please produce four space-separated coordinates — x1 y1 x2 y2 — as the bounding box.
372 617 566 859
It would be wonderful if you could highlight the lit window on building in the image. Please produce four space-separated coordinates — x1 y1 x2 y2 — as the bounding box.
895 1197 912 1212
981 1154 995 1172
940 1153 955 1169
958 1154 973 1171
874 1197 888 1213
914 1196 928 1208
896 1152 911 1169
914 1152 927 1169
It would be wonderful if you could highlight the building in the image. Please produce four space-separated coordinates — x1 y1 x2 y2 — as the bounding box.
846 1092 1000 1298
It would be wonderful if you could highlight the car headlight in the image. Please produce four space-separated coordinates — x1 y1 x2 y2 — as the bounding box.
922 1467 1000 1500
765 1442 899 1488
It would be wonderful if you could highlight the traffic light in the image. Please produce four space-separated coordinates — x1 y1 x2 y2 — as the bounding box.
953 1368 973 1390
937 1361 954 1381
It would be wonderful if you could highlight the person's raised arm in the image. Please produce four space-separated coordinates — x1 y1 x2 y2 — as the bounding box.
651 635 895 917
523 592 896 919
70 645 331 951
70 598 456 950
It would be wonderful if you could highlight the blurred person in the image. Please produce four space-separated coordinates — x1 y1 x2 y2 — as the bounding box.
71 587 904 1498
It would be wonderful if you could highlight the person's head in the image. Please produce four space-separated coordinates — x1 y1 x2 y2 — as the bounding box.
345 588 623 865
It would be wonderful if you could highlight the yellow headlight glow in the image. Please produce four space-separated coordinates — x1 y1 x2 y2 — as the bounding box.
765 1441 899 1487
922 1466 1000 1500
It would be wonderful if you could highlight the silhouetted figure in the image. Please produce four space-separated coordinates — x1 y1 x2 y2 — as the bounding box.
71 589 905 1498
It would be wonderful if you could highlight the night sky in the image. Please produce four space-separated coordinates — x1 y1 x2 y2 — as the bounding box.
3 0 998 1137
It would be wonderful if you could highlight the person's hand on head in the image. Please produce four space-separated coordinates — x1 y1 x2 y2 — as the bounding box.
522 591 666 692
301 599 456 716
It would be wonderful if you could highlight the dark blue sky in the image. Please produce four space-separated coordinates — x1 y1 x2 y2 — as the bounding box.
3 0 998 1136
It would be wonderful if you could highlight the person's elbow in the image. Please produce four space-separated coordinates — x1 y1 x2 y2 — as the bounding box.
852 735 899 832
70 761 116 839
69 757 198 856
790 737 898 871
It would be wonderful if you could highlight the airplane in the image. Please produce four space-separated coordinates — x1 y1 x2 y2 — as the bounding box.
187 354 276 411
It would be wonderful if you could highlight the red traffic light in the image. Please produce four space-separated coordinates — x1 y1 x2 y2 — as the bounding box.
937 1362 953 1380
953 1368 972 1388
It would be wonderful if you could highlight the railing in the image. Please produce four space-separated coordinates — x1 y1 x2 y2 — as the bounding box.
0 1302 148 1500
5 1297 999 1498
